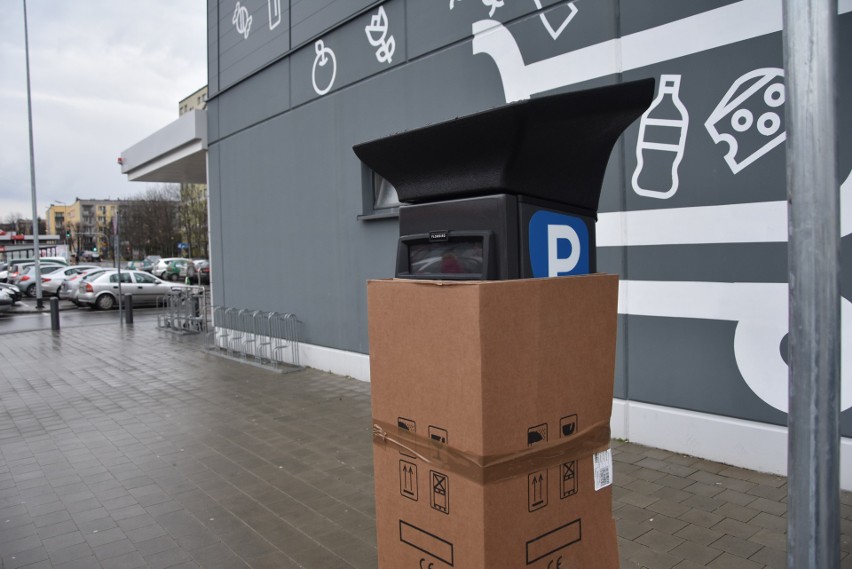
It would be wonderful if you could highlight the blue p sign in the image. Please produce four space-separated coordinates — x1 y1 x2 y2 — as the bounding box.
529 210 590 278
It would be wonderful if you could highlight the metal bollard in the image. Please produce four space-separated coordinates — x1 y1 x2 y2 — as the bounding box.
125 294 134 324
49 297 60 331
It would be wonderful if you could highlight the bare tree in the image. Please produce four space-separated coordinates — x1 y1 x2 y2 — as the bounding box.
0 214 45 235
1 212 24 232
179 183 208 258
120 184 181 258
64 222 81 261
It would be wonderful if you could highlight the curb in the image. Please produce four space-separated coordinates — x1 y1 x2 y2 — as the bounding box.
6 302 80 315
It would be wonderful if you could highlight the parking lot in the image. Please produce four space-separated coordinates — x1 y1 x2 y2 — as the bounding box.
0 286 209 335
0 300 152 335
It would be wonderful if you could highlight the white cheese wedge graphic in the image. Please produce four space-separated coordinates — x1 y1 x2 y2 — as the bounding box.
705 68 786 174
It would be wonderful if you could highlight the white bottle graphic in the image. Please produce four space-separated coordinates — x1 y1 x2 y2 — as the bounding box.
632 75 689 199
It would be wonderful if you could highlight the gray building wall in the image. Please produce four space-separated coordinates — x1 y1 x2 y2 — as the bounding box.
207 0 852 433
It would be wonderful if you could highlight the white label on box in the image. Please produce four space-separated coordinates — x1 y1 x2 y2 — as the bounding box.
593 449 613 491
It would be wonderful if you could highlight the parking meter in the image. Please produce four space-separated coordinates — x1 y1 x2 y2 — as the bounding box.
353 79 654 280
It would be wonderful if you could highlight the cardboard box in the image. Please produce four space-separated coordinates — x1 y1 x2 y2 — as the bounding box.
368 274 620 568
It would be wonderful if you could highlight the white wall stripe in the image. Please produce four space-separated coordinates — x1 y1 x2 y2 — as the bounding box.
474 0 852 103
612 399 852 491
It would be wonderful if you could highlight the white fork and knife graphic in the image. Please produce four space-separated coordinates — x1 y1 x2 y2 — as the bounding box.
472 0 852 413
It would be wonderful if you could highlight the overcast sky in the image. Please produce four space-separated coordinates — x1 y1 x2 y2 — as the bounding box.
0 1 207 222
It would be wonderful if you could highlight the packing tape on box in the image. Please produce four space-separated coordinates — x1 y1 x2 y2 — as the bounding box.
372 419 610 485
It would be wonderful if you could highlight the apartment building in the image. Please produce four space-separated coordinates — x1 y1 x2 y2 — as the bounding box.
46 199 120 252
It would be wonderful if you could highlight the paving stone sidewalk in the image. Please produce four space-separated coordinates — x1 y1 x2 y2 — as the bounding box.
0 323 848 568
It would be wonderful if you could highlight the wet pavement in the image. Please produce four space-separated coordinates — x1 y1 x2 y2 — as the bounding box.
0 302 155 335
0 320 849 568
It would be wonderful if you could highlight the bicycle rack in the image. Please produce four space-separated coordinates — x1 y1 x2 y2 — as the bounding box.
157 286 208 335
205 305 302 372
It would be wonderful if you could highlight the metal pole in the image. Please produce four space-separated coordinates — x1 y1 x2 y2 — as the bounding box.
125 294 133 325
49 297 60 331
783 1 840 568
22 0 43 310
115 216 123 319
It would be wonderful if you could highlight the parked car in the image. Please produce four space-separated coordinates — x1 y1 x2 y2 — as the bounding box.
163 259 209 284
0 282 22 303
152 257 181 278
40 265 99 296
164 259 185 281
193 260 210 285
14 265 66 297
140 255 161 273
7 261 65 286
60 268 109 304
164 259 201 282
77 270 189 310
0 289 12 312
9 256 68 267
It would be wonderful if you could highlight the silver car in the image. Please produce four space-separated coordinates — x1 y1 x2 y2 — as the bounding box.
14 265 67 297
151 257 182 279
7 262 65 287
60 268 110 304
40 265 99 296
77 270 188 310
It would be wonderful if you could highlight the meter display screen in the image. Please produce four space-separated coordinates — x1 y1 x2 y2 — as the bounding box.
409 240 484 276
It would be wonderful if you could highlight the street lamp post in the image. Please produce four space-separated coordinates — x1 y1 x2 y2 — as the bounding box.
783 0 840 567
22 0 44 309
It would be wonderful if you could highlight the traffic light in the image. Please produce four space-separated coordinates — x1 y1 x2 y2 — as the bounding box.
92 246 97 252
65 230 71 238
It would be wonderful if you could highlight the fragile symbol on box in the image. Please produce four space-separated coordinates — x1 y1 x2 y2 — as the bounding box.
398 417 417 458
559 414 578 437
560 461 578 499
528 423 548 447
430 470 449 514
528 470 548 512
400 460 418 501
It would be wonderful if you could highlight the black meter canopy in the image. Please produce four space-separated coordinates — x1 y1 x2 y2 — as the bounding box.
353 79 655 280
